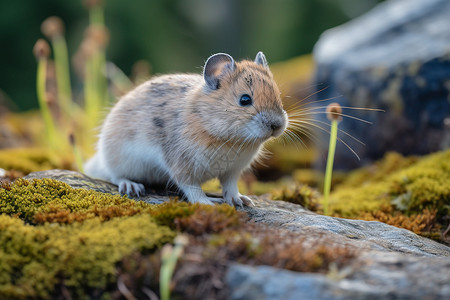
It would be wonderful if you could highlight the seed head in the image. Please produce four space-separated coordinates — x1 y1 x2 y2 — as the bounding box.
85 25 110 49
83 0 103 9
326 102 342 122
41 16 65 39
33 39 51 60
174 235 189 247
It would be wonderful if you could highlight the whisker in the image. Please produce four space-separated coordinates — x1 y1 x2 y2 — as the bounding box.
287 105 384 115
288 120 360 160
289 111 373 124
289 118 366 146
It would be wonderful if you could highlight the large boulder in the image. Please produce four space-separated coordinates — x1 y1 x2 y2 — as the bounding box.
313 0 450 169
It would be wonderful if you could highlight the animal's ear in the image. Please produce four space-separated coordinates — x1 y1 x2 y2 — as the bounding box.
203 53 236 90
254 51 269 69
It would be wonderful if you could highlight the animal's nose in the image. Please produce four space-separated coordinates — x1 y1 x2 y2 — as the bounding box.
271 123 281 131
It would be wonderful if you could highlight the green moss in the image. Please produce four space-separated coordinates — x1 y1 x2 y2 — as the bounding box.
327 182 391 218
150 200 242 235
0 214 175 299
325 150 450 242
0 178 178 299
388 150 450 216
338 152 418 188
0 148 63 174
272 183 321 211
0 178 152 224
328 150 449 217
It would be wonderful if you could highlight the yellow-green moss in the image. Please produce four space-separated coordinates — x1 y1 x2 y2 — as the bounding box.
0 178 178 299
328 150 450 217
0 148 64 174
0 178 152 224
327 182 391 218
339 152 419 188
150 200 242 235
388 150 450 215
0 214 174 300
324 150 450 242
0 177 250 299
272 183 321 211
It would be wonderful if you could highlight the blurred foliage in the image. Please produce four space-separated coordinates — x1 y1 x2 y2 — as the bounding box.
0 0 384 111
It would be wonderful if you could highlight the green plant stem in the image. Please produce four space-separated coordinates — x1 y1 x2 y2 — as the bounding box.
323 119 338 215
73 141 84 173
52 36 72 115
89 5 109 107
160 242 184 300
89 5 104 25
36 58 57 147
94 51 109 107
84 56 102 129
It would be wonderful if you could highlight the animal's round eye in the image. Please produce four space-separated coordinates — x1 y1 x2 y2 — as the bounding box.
239 94 252 106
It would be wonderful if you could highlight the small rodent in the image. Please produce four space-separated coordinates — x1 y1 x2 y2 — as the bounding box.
85 51 287 207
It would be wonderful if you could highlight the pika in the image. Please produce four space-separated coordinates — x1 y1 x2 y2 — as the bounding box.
85 52 288 206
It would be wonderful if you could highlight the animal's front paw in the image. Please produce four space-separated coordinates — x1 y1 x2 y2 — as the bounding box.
117 179 145 197
223 192 255 207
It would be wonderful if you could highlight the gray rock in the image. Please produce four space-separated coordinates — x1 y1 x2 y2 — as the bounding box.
312 0 450 169
23 169 171 204
244 196 450 256
229 197 450 300
227 254 450 300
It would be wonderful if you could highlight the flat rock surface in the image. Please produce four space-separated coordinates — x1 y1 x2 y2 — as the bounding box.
23 169 450 299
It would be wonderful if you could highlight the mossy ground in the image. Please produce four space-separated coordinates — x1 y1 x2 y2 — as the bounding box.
0 178 175 299
317 150 449 243
0 176 358 299
1 145 449 298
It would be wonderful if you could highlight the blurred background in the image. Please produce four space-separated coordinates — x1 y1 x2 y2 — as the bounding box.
0 0 384 111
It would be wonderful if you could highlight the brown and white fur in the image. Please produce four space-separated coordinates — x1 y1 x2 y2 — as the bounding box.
84 52 288 207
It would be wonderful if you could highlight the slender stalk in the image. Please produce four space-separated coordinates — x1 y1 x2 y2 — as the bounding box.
89 5 104 25
92 50 108 108
323 119 338 215
69 133 84 172
41 16 73 117
52 35 73 113
88 4 109 107
160 236 188 300
84 56 100 128
36 57 57 147
323 102 342 216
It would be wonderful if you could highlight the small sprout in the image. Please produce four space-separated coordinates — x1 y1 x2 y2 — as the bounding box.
33 39 51 60
160 235 189 300
42 16 73 115
323 103 342 215
326 102 342 122
34 39 57 147
41 16 65 39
